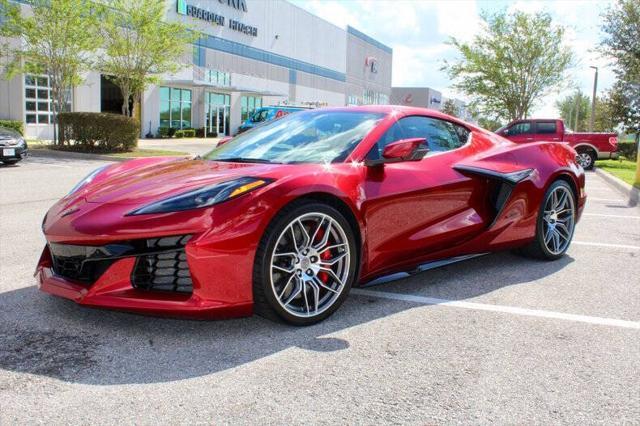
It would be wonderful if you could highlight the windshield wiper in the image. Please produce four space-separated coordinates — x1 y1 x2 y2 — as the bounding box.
214 157 278 164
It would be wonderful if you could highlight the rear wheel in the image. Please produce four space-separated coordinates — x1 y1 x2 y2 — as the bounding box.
576 148 596 170
519 180 576 260
253 202 357 325
2 160 19 165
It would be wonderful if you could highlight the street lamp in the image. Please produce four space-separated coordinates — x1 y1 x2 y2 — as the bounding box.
589 66 598 132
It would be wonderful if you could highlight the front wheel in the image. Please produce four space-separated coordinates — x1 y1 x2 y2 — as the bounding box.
253 202 358 325
519 180 577 260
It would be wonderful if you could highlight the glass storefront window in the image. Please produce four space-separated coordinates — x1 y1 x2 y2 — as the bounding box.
241 95 262 122
24 74 70 125
159 86 192 129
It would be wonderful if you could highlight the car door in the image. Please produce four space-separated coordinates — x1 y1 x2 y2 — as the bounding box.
362 116 488 274
504 121 534 143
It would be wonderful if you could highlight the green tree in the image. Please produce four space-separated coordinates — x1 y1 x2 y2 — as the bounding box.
441 99 459 117
477 116 504 132
593 90 621 133
443 11 573 122
0 0 101 143
601 0 640 145
98 0 195 117
555 91 590 132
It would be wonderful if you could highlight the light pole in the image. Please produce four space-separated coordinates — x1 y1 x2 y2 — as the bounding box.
589 66 598 132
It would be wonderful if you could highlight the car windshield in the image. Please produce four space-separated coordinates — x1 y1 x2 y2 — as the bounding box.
0 127 20 138
205 110 385 164
250 109 270 123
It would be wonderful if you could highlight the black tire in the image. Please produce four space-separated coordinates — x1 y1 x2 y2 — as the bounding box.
576 148 596 170
518 180 576 260
253 201 358 326
2 160 19 165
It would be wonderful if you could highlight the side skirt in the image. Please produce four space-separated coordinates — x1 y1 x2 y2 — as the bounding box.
360 253 488 288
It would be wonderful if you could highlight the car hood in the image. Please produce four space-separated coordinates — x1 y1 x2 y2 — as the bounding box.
82 157 281 205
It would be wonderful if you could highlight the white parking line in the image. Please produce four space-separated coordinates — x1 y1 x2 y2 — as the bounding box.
582 213 640 219
352 289 640 329
573 241 640 250
587 197 626 202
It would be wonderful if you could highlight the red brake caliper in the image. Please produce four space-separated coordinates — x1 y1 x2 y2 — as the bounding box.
316 226 331 283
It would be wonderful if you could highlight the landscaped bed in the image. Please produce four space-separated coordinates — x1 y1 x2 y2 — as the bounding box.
596 158 639 188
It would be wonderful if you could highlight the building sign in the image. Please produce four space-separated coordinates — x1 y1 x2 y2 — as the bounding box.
177 0 257 36
430 97 441 105
365 56 378 74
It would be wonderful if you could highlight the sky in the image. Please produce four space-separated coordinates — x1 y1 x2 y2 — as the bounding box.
290 0 616 118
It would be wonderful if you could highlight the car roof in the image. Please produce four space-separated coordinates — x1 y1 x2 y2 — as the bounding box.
313 105 477 129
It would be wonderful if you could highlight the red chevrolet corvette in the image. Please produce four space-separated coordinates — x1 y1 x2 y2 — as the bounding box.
38 106 586 325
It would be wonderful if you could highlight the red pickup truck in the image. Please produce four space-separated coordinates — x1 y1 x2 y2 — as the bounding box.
496 119 618 169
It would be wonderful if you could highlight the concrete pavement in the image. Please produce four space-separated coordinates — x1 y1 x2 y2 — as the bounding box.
1 157 638 424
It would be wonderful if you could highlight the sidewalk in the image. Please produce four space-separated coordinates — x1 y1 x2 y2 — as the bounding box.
138 137 220 156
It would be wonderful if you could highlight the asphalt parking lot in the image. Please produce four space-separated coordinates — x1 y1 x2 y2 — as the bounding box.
1 156 639 424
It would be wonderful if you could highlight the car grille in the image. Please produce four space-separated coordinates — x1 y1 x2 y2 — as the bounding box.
48 235 193 293
50 249 115 284
131 236 193 294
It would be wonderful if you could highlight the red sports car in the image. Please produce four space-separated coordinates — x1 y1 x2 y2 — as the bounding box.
37 106 586 325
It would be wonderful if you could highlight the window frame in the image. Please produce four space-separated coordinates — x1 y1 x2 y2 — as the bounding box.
507 121 533 136
159 86 192 129
369 114 472 161
535 121 558 135
24 74 71 126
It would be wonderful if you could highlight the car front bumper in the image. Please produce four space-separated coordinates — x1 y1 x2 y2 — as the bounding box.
37 196 271 319
36 240 254 319
1 145 28 162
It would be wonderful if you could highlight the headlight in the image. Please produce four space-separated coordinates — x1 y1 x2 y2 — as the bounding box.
67 165 109 196
127 177 271 215
8 138 25 147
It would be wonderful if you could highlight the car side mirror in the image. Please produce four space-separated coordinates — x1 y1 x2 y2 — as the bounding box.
217 136 233 147
365 138 428 166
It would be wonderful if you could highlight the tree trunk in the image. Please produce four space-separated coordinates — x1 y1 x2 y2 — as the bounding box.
120 83 131 117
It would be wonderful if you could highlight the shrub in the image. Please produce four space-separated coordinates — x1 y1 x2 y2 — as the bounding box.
195 127 217 138
617 141 638 160
0 120 24 135
157 127 171 138
174 128 195 138
58 112 139 152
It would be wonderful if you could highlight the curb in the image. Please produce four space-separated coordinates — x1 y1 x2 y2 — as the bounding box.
28 149 129 162
594 167 639 206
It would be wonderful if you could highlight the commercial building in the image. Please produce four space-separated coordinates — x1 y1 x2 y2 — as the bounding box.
0 0 392 139
390 87 443 111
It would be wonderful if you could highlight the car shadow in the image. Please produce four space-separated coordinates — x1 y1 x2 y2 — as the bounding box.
0 251 573 385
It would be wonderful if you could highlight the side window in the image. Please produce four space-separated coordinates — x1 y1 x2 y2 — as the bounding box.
508 121 532 136
369 116 470 160
536 121 557 134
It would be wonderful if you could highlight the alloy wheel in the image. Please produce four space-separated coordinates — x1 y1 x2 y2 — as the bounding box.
577 152 593 169
269 212 351 318
542 185 575 255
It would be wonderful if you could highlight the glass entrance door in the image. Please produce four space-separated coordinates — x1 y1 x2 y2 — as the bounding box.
205 92 230 137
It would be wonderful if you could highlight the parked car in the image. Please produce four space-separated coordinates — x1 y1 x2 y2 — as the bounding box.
37 106 585 325
0 127 28 165
237 105 310 134
496 119 618 169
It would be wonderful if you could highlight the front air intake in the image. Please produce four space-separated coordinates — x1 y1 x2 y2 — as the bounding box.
131 236 193 294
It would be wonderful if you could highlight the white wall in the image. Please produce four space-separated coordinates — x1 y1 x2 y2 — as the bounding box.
169 0 347 73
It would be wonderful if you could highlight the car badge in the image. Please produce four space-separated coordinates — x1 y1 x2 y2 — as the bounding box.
60 207 79 217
